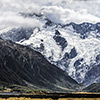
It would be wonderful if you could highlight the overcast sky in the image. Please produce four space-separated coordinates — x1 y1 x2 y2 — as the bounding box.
0 0 100 32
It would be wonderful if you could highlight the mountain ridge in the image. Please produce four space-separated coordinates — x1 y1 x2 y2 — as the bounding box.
0 37 79 92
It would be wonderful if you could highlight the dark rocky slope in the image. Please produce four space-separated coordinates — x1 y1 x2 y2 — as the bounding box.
0 38 79 92
83 83 100 92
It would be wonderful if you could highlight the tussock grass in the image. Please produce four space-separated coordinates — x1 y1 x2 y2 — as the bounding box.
0 98 100 100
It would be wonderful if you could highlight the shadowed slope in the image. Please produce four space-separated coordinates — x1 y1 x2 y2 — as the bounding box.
0 38 79 92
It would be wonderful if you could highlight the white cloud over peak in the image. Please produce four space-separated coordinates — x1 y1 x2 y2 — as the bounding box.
0 0 100 32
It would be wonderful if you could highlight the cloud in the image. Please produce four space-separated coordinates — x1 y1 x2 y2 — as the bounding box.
41 5 100 24
0 11 43 30
0 0 43 32
0 0 100 32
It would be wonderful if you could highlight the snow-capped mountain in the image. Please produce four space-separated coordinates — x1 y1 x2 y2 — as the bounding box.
0 0 100 86
1 14 100 85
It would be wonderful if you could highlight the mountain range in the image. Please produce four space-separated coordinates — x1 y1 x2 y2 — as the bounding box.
0 0 100 93
1 13 100 86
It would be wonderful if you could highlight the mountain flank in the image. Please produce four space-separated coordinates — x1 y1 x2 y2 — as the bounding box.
0 38 79 92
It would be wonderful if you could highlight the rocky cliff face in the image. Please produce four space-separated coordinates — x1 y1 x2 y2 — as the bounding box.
0 38 78 92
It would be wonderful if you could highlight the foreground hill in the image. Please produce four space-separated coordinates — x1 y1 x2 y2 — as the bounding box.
0 38 79 92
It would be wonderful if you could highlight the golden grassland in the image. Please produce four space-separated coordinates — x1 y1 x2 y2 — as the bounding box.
0 92 100 100
0 98 100 100
72 92 100 94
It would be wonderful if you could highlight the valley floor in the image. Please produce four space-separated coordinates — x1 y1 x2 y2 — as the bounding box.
0 98 100 100
0 93 100 100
